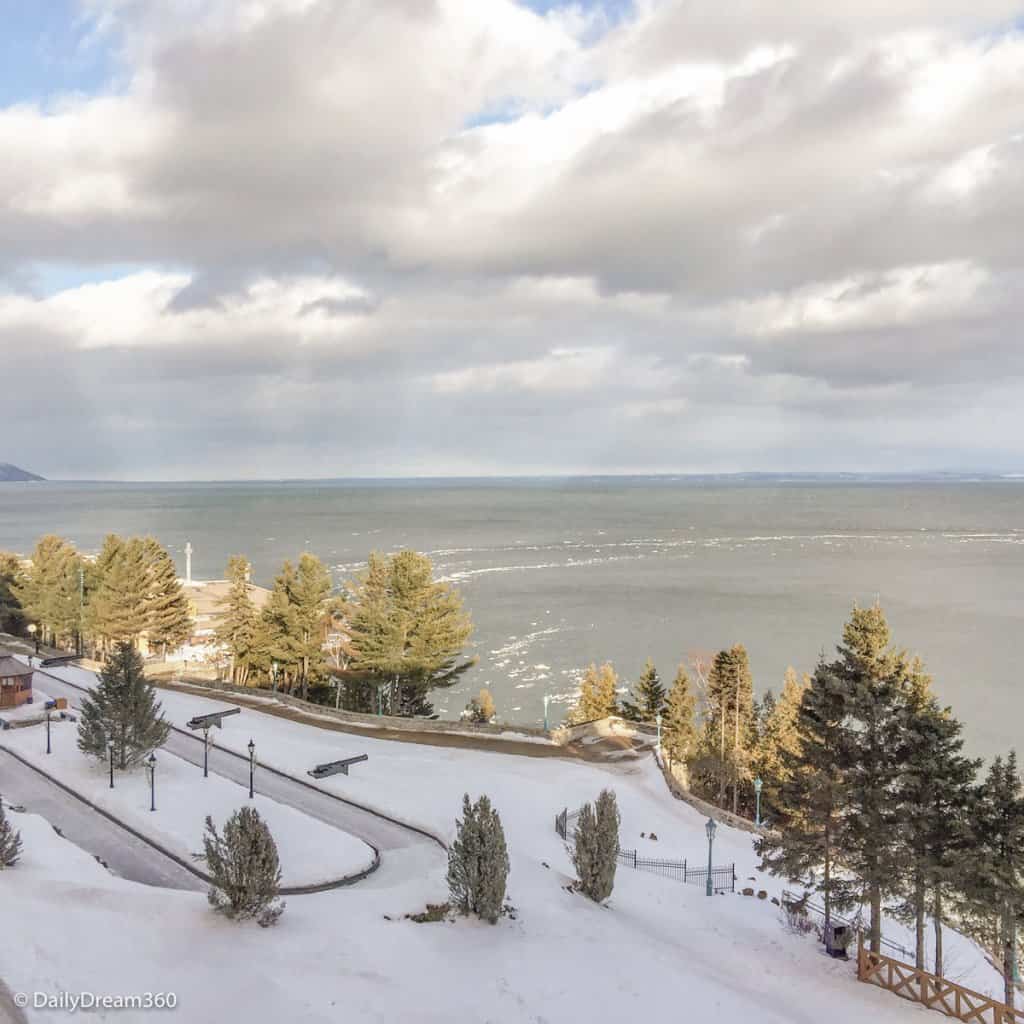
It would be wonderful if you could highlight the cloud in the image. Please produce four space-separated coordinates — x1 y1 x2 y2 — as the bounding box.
0 0 1022 477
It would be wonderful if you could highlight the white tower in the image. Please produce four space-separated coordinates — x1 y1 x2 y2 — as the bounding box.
185 541 193 584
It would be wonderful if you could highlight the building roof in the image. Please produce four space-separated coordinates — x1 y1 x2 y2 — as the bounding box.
0 655 34 679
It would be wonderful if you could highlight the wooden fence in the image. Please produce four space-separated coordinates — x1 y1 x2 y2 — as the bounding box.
858 937 1018 1023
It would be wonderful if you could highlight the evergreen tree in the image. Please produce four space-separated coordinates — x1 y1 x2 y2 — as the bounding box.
16 535 83 648
754 667 808 820
759 660 854 931
140 537 191 658
700 645 756 813
216 556 261 685
620 658 666 723
970 753 1024 1009
447 794 510 923
292 552 332 701
0 794 23 868
463 688 496 724
893 668 979 974
573 789 620 902
203 807 284 927
85 537 150 648
77 641 170 769
258 561 303 691
566 663 619 724
833 604 905 954
661 664 698 773
0 551 26 635
345 550 475 715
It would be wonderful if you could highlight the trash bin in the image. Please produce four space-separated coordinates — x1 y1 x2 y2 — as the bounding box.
824 923 850 959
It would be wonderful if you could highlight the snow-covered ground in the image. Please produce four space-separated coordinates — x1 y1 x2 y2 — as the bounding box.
0 661 1008 1024
0 718 375 887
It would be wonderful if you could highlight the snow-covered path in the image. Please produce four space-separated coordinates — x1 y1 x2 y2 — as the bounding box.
0 748 202 891
28 663 444 859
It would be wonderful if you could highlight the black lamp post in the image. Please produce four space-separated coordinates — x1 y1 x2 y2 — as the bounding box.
202 726 211 778
45 708 52 755
754 777 763 827
108 739 115 789
248 738 255 799
705 817 717 897
147 752 157 812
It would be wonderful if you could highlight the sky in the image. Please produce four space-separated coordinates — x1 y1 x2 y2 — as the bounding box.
1 0 1022 480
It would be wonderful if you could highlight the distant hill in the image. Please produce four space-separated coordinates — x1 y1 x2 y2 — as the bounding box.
0 463 45 482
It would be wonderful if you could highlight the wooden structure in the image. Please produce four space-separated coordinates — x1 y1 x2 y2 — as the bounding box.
0 656 33 710
858 936 1018 1023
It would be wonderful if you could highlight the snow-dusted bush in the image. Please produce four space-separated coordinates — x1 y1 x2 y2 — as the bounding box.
573 789 620 902
0 795 22 868
447 793 510 924
203 807 284 927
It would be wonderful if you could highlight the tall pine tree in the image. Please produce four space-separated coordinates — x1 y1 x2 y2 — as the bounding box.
566 663 619 724
620 658 666 723
292 552 332 701
141 537 192 658
216 556 261 686
700 645 756 813
661 663 698 780
77 641 170 768
16 535 83 648
754 667 808 821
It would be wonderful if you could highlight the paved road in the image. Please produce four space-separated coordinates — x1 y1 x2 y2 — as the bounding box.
0 749 202 891
27 664 442 855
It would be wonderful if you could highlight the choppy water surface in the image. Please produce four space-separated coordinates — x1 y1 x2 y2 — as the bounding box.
1 478 1020 756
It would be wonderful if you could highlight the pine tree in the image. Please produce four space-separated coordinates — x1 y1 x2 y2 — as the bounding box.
661 664 698 774
140 537 191 658
86 537 150 648
759 659 854 931
567 663 619 724
292 553 332 701
463 688 496 724
970 753 1024 1009
15 535 83 648
620 658 666 723
216 556 260 686
700 645 756 813
0 551 26 635
447 794 510 923
345 550 475 715
893 667 979 974
203 807 284 927
833 604 904 954
77 641 170 769
754 667 808 820
0 794 23 868
573 789 620 902
259 561 302 691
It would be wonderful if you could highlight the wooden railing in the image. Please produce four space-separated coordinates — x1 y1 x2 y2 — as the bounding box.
857 937 1018 1023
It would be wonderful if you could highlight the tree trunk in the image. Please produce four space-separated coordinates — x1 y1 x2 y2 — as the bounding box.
1002 903 1016 1011
732 690 740 815
823 829 832 933
718 706 726 805
869 882 882 955
914 870 926 970
933 888 944 978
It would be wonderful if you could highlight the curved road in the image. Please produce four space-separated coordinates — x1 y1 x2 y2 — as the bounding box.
0 749 202 891
25 663 442 857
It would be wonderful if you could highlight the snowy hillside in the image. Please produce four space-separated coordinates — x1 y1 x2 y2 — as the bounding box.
0 664 1007 1024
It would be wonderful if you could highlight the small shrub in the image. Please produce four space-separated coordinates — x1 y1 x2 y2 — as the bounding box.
407 902 452 923
447 794 510 924
0 795 23 868
463 689 496 724
573 789 620 902
203 807 284 926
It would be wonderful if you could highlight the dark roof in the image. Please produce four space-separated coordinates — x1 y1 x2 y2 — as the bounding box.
0 656 33 679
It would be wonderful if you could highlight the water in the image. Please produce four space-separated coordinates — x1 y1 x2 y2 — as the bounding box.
1 477 1021 757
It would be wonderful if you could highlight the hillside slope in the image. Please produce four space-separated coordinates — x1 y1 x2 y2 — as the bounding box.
0 462 44 481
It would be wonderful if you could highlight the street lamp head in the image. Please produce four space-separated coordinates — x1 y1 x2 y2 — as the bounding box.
148 752 157 767
27 623 37 634
107 738 115 751
705 817 717 842
248 738 255 757
656 713 662 726
754 777 763 794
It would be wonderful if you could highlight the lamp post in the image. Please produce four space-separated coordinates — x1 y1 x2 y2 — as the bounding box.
543 694 550 732
202 726 212 778
248 738 256 799
27 623 39 657
46 708 52 755
146 752 157 812
108 739 116 789
705 817 717 896
754 777 763 827
271 661 279 694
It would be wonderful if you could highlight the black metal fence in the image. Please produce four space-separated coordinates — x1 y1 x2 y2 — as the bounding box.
781 889 913 960
556 806 736 893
